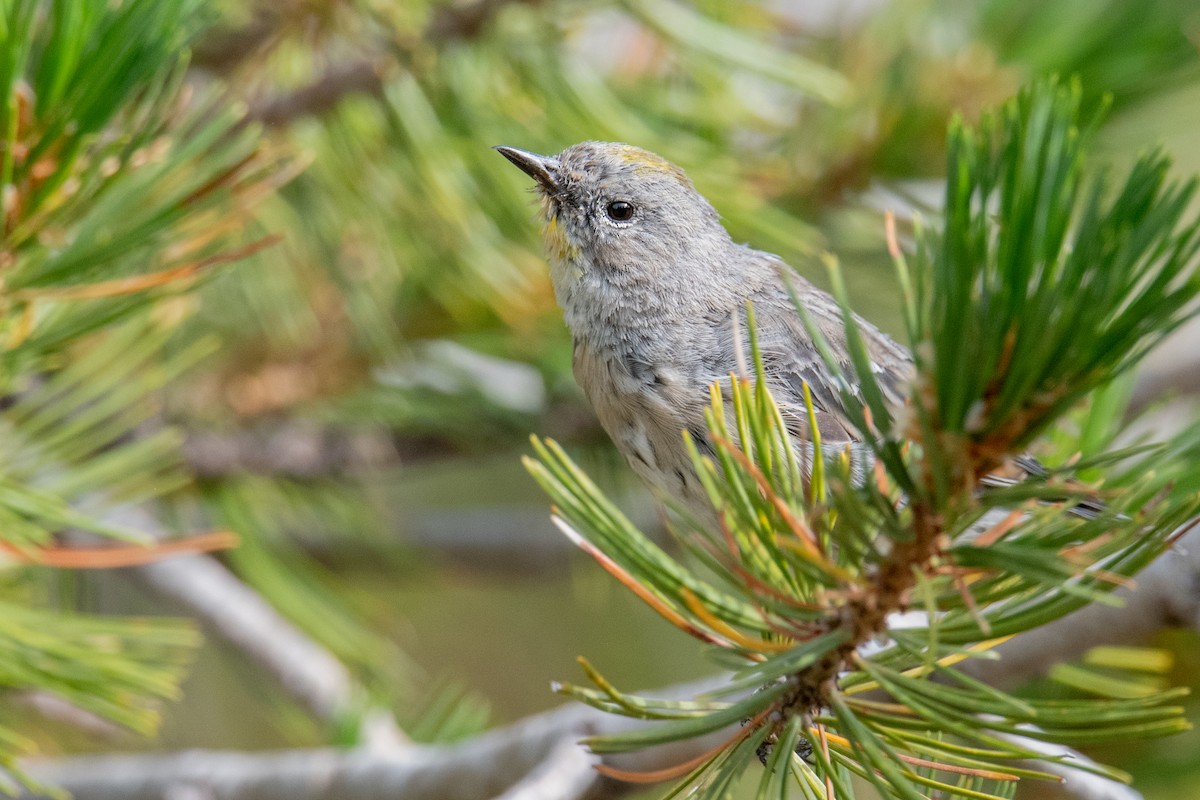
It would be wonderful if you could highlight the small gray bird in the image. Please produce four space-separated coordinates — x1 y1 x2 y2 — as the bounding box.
495 141 912 509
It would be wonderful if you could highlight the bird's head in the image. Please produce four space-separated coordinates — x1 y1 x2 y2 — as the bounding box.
494 141 729 282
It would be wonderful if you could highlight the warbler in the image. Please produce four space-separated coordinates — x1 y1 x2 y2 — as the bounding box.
496 141 915 509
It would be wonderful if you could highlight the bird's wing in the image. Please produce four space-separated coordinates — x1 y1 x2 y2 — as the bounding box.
724 258 1110 524
745 268 912 447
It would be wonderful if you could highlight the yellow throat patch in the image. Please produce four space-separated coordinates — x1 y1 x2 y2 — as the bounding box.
540 206 580 267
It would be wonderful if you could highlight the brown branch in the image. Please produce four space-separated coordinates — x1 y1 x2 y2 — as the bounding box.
782 489 951 717
194 0 536 78
248 58 392 127
194 0 542 126
191 10 280 74
424 0 544 42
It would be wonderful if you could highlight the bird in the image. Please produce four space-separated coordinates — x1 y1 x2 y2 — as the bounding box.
493 141 1093 525
495 141 911 505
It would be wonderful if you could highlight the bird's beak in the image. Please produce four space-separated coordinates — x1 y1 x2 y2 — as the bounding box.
493 146 560 193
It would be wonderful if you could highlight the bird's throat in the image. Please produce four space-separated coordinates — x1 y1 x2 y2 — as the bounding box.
540 207 580 265
540 212 586 297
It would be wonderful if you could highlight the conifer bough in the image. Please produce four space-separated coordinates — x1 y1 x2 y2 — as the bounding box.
526 81 1200 800
0 0 286 792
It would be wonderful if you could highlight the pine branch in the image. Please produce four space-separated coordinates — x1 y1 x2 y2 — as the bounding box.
14 696 614 800
14 672 1143 800
962 516 1200 691
526 80 1200 800
0 1 296 789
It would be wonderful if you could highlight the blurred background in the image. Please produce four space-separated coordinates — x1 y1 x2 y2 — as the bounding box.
30 0 1200 797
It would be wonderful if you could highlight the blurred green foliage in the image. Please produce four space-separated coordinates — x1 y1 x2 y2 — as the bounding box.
5 0 1200 796
0 0 281 788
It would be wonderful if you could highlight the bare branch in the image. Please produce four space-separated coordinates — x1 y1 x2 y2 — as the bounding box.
133 551 355 721
103 505 399 740
994 728 1144 800
248 59 391 127
243 0 548 125
192 0 543 125
182 423 400 479
194 0 536 77
424 0 543 41
191 11 279 74
16 678 727 800
488 737 600 800
19 715 589 800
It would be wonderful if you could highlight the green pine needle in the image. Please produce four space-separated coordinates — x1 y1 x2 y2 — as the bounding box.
526 79 1200 800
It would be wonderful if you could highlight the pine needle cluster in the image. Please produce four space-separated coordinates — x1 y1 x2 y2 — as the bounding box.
527 81 1200 800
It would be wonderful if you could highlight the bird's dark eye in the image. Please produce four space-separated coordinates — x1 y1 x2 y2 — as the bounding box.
606 200 635 222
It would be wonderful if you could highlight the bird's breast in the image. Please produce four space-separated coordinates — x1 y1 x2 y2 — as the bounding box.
572 340 710 505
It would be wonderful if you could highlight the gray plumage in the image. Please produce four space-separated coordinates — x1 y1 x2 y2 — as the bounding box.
496 141 911 508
